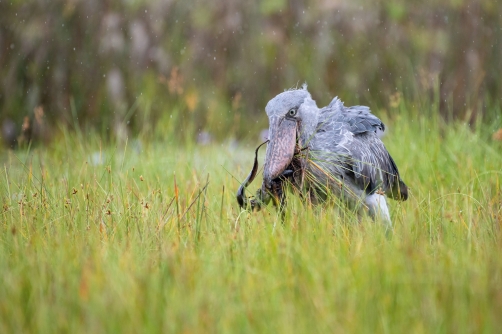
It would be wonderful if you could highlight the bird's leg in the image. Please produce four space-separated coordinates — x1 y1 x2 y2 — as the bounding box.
365 189 392 230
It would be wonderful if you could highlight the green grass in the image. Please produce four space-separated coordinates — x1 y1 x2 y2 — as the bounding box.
1 112 501 333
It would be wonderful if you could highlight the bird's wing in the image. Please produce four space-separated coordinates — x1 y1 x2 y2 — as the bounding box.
321 97 385 137
345 132 407 200
313 98 407 200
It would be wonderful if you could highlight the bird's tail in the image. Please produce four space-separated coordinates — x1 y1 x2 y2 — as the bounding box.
388 179 408 201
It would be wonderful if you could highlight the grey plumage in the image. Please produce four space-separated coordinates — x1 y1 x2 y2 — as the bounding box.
238 85 408 226
312 96 407 201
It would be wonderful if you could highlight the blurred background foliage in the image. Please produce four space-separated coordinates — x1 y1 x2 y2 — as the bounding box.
0 0 501 147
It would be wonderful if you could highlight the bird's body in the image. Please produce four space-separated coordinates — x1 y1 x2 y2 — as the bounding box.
237 85 408 227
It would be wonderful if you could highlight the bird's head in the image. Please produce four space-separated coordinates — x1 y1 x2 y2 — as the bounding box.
262 86 318 190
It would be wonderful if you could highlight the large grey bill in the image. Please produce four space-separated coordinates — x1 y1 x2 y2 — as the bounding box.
263 117 297 189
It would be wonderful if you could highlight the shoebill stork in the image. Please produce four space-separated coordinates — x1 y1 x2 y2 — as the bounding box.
237 85 408 227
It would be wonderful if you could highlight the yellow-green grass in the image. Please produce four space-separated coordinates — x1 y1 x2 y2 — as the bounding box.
1 114 501 333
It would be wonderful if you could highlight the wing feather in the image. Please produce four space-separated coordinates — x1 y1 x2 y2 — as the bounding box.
314 98 407 200
347 133 407 200
321 97 385 137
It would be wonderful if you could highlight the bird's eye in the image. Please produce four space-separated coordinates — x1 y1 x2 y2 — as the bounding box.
288 109 297 117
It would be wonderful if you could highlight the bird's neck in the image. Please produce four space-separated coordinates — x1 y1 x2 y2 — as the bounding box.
299 113 319 148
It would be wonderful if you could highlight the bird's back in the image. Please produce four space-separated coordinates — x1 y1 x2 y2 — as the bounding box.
307 97 408 201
